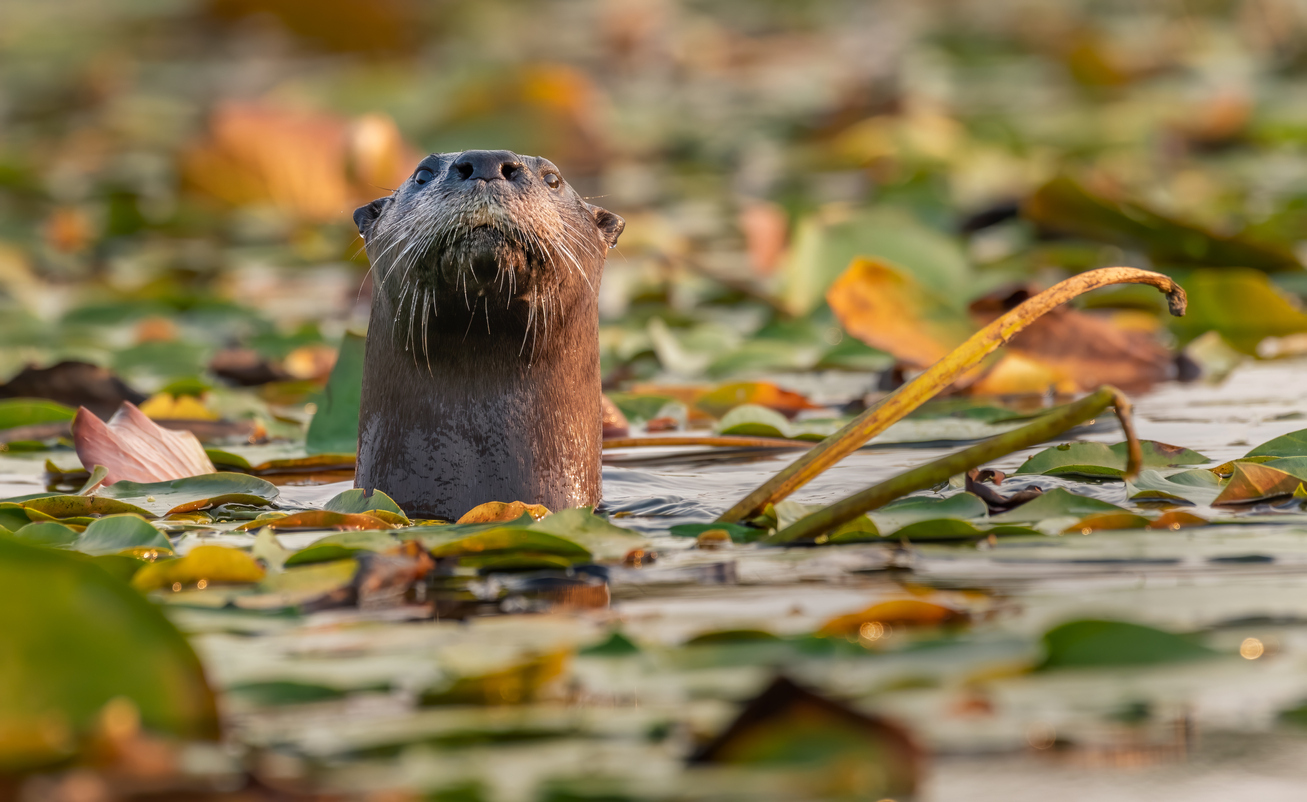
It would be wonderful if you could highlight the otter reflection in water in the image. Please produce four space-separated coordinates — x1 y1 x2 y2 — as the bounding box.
352 151 624 519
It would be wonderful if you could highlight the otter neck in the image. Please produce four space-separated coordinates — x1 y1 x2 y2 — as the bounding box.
355 286 602 520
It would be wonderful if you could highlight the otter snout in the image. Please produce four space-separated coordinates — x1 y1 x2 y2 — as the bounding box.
451 150 523 182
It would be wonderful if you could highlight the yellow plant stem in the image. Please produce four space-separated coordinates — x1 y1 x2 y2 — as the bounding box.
768 385 1140 544
718 267 1185 523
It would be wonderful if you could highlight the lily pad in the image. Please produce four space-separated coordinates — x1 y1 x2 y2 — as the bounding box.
13 521 81 548
528 507 649 561
1127 469 1223 506
305 330 365 455
424 528 592 561
870 493 988 533
96 473 279 517
1213 462 1306 506
1247 428 1307 459
323 487 407 518
235 510 396 532
668 522 764 543
988 487 1129 523
0 398 76 429
1017 440 1209 479
75 514 172 556
284 543 366 567
21 495 154 520
716 404 837 441
131 545 266 592
1040 619 1217 669
0 538 218 769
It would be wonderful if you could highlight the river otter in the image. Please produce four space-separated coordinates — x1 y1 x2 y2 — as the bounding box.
352 150 624 519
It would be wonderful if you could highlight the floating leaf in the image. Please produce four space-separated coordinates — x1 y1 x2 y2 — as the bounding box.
716 405 837 441
1024 175 1300 272
456 500 550 524
95 473 279 517
694 382 822 420
75 515 171 556
131 545 266 592
233 559 359 612
1040 619 1217 669
1247 428 1307 459
1127 469 1223 506
826 257 975 369
988 487 1129 523
20 494 154 520
1062 512 1152 534
668 522 763 543
0 398 75 430
13 521 81 548
528 507 650 561
778 206 972 317
1169 268 1307 353
0 538 218 768
819 599 968 637
1018 440 1208 478
421 651 570 706
1212 462 1306 506
234 510 396 532
324 487 408 518
424 528 591 561
306 331 365 455
283 543 366 567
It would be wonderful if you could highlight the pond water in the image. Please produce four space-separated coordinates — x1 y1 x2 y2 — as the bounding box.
6 357 1307 801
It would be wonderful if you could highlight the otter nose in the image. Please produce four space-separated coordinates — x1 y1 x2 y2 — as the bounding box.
452 150 522 182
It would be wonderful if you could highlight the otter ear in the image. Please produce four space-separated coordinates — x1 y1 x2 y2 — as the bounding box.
353 197 392 240
588 204 625 249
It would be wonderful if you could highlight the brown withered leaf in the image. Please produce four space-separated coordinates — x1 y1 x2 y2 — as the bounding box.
354 540 435 611
235 511 396 532
969 285 1177 393
72 403 215 485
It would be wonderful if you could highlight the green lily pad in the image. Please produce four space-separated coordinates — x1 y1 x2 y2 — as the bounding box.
323 487 407 518
284 543 365 567
75 515 172 556
227 681 349 707
871 493 988 532
528 507 649 561
13 521 81 548
233 558 359 611
0 538 218 770
668 522 764 543
1017 441 1209 479
306 330 365 455
0 398 76 430
1040 619 1217 669
1127 469 1223 506
715 404 837 441
21 495 154 520
424 528 591 561
988 487 1129 523
95 473 279 517
1247 428 1307 459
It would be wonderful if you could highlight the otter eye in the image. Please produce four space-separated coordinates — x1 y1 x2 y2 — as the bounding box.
543 172 562 189
414 168 434 185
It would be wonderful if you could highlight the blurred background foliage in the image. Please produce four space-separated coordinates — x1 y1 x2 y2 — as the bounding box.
3 0 1307 415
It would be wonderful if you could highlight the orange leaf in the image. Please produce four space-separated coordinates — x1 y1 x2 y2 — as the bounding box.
818 599 967 638
1213 463 1306 506
694 382 821 420
827 258 974 370
457 501 552 524
72 403 215 485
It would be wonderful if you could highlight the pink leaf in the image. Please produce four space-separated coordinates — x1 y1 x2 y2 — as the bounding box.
72 403 216 485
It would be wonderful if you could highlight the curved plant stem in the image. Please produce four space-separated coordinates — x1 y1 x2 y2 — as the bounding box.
767 385 1139 544
717 267 1184 524
603 435 811 449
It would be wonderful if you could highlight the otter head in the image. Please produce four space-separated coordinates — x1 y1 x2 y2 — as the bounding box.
354 150 623 355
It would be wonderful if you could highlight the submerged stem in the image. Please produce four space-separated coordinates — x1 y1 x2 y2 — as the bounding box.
718 267 1184 524
767 385 1139 544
